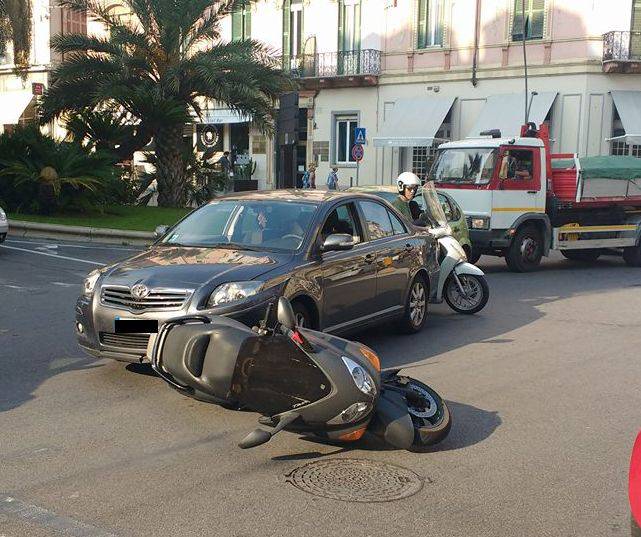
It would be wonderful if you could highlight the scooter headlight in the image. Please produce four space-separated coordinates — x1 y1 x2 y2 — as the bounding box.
342 356 376 396
328 401 371 424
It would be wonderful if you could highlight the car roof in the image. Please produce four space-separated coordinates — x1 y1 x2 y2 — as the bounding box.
209 189 387 204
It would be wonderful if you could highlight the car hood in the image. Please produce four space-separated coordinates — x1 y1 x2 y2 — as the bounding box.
102 246 289 289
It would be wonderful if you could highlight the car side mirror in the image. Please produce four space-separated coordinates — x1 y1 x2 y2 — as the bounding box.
154 225 169 238
321 233 354 252
277 297 297 330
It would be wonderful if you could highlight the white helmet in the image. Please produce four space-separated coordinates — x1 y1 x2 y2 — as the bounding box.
397 172 421 193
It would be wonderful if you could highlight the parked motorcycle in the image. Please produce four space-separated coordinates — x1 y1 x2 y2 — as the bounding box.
148 297 451 451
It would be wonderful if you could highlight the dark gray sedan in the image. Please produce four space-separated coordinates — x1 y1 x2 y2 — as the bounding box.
76 190 439 362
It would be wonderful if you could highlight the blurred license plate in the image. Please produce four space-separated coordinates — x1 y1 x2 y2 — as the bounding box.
114 318 158 333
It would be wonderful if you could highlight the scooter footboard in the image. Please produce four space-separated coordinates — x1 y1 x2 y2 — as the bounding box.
368 389 415 450
154 317 257 401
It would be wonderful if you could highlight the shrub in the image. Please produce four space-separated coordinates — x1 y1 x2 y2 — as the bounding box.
0 126 119 214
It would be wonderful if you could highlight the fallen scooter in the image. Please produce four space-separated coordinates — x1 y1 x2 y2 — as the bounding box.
148 297 451 451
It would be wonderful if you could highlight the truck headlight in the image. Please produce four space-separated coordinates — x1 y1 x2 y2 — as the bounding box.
470 216 490 230
83 269 101 296
342 356 376 396
206 281 263 308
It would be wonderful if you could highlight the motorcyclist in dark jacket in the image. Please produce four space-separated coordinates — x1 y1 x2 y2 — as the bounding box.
392 172 422 222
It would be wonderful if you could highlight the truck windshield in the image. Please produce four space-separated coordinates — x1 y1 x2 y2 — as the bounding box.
429 148 497 185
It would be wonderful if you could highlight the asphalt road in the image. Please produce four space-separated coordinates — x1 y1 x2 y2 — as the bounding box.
1 237 640 537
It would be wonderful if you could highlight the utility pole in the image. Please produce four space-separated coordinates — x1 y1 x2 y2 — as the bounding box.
522 0 529 124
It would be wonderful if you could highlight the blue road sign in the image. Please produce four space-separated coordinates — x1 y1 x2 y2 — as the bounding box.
354 127 366 144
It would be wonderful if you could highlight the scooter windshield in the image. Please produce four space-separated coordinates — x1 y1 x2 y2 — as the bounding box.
230 335 331 417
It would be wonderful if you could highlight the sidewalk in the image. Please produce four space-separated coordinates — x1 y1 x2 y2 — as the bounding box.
8 220 155 246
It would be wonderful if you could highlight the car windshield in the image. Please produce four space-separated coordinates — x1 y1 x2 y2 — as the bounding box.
160 200 319 252
429 147 497 185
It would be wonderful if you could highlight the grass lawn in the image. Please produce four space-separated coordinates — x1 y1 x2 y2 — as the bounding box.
8 205 192 232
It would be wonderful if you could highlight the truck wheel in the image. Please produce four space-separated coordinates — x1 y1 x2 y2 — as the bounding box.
505 225 543 272
466 247 481 265
561 249 601 262
623 244 641 267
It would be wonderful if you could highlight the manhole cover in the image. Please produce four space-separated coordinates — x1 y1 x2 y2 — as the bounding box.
285 458 423 502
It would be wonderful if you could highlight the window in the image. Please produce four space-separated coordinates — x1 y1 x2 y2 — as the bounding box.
283 0 303 59
334 116 358 164
500 149 534 181
512 0 545 41
389 212 408 235
64 7 87 35
417 0 443 48
359 201 395 241
338 0 361 52
320 203 362 243
232 3 251 42
438 193 454 221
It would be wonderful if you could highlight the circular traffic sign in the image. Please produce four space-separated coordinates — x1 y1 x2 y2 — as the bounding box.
352 144 364 162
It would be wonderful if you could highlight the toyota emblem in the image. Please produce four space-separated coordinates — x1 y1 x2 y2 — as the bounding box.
131 283 150 300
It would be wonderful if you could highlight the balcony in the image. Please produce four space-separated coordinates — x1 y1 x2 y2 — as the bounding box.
282 49 381 89
603 31 641 73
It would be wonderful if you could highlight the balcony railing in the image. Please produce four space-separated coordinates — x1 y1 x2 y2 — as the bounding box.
603 31 641 62
282 49 381 79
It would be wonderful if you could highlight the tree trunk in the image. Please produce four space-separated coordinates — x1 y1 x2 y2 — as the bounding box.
155 123 187 207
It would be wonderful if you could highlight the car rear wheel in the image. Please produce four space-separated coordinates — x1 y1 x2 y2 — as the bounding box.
397 275 428 334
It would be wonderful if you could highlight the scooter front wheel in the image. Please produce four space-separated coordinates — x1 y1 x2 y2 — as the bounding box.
444 273 489 314
403 378 451 451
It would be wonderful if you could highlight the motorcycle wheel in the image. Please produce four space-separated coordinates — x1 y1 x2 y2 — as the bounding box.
444 274 489 314
400 378 452 451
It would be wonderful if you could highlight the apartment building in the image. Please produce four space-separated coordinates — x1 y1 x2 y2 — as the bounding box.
4 1 641 191
222 0 641 188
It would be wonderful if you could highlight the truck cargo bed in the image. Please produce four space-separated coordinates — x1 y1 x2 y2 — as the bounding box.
550 154 641 208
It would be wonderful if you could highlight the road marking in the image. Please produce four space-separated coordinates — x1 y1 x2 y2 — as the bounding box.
6 239 140 252
0 495 117 537
52 282 78 287
0 245 105 266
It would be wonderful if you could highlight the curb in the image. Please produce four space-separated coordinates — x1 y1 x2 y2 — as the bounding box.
7 220 155 246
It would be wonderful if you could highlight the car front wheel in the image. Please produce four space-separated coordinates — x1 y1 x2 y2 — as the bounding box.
397 275 428 334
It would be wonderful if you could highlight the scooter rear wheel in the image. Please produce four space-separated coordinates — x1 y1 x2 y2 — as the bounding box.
399 378 452 451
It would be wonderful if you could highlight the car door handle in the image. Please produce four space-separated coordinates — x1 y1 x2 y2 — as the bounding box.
404 243 414 251
364 253 375 264
527 190 537 194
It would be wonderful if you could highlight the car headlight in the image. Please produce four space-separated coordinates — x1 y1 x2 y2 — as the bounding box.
470 216 490 230
0 208 6 221
206 281 264 308
83 269 101 296
342 356 376 396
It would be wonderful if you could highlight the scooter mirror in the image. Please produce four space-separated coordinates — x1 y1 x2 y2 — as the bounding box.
277 297 297 330
238 428 272 449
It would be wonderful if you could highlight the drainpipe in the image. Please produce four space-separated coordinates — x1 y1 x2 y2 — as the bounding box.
471 0 481 86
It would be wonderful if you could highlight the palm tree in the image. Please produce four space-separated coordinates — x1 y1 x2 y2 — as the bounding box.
0 0 32 71
41 0 294 207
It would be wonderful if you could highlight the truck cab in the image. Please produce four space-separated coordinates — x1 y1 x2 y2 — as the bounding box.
431 132 549 271
430 123 641 271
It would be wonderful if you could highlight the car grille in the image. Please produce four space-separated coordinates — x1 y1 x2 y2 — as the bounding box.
101 285 190 312
100 332 150 351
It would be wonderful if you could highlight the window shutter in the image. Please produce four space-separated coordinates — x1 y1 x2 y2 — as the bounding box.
417 0 427 49
434 0 443 46
244 6 251 40
231 9 242 41
632 0 641 32
282 0 291 58
354 0 362 51
338 0 345 52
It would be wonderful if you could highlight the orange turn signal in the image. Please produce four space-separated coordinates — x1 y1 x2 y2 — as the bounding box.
339 428 366 442
359 345 381 372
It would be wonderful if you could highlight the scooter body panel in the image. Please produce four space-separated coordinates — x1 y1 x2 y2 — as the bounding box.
368 388 415 450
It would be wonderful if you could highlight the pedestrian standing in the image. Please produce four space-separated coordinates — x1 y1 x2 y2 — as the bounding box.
302 163 317 189
326 167 339 190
